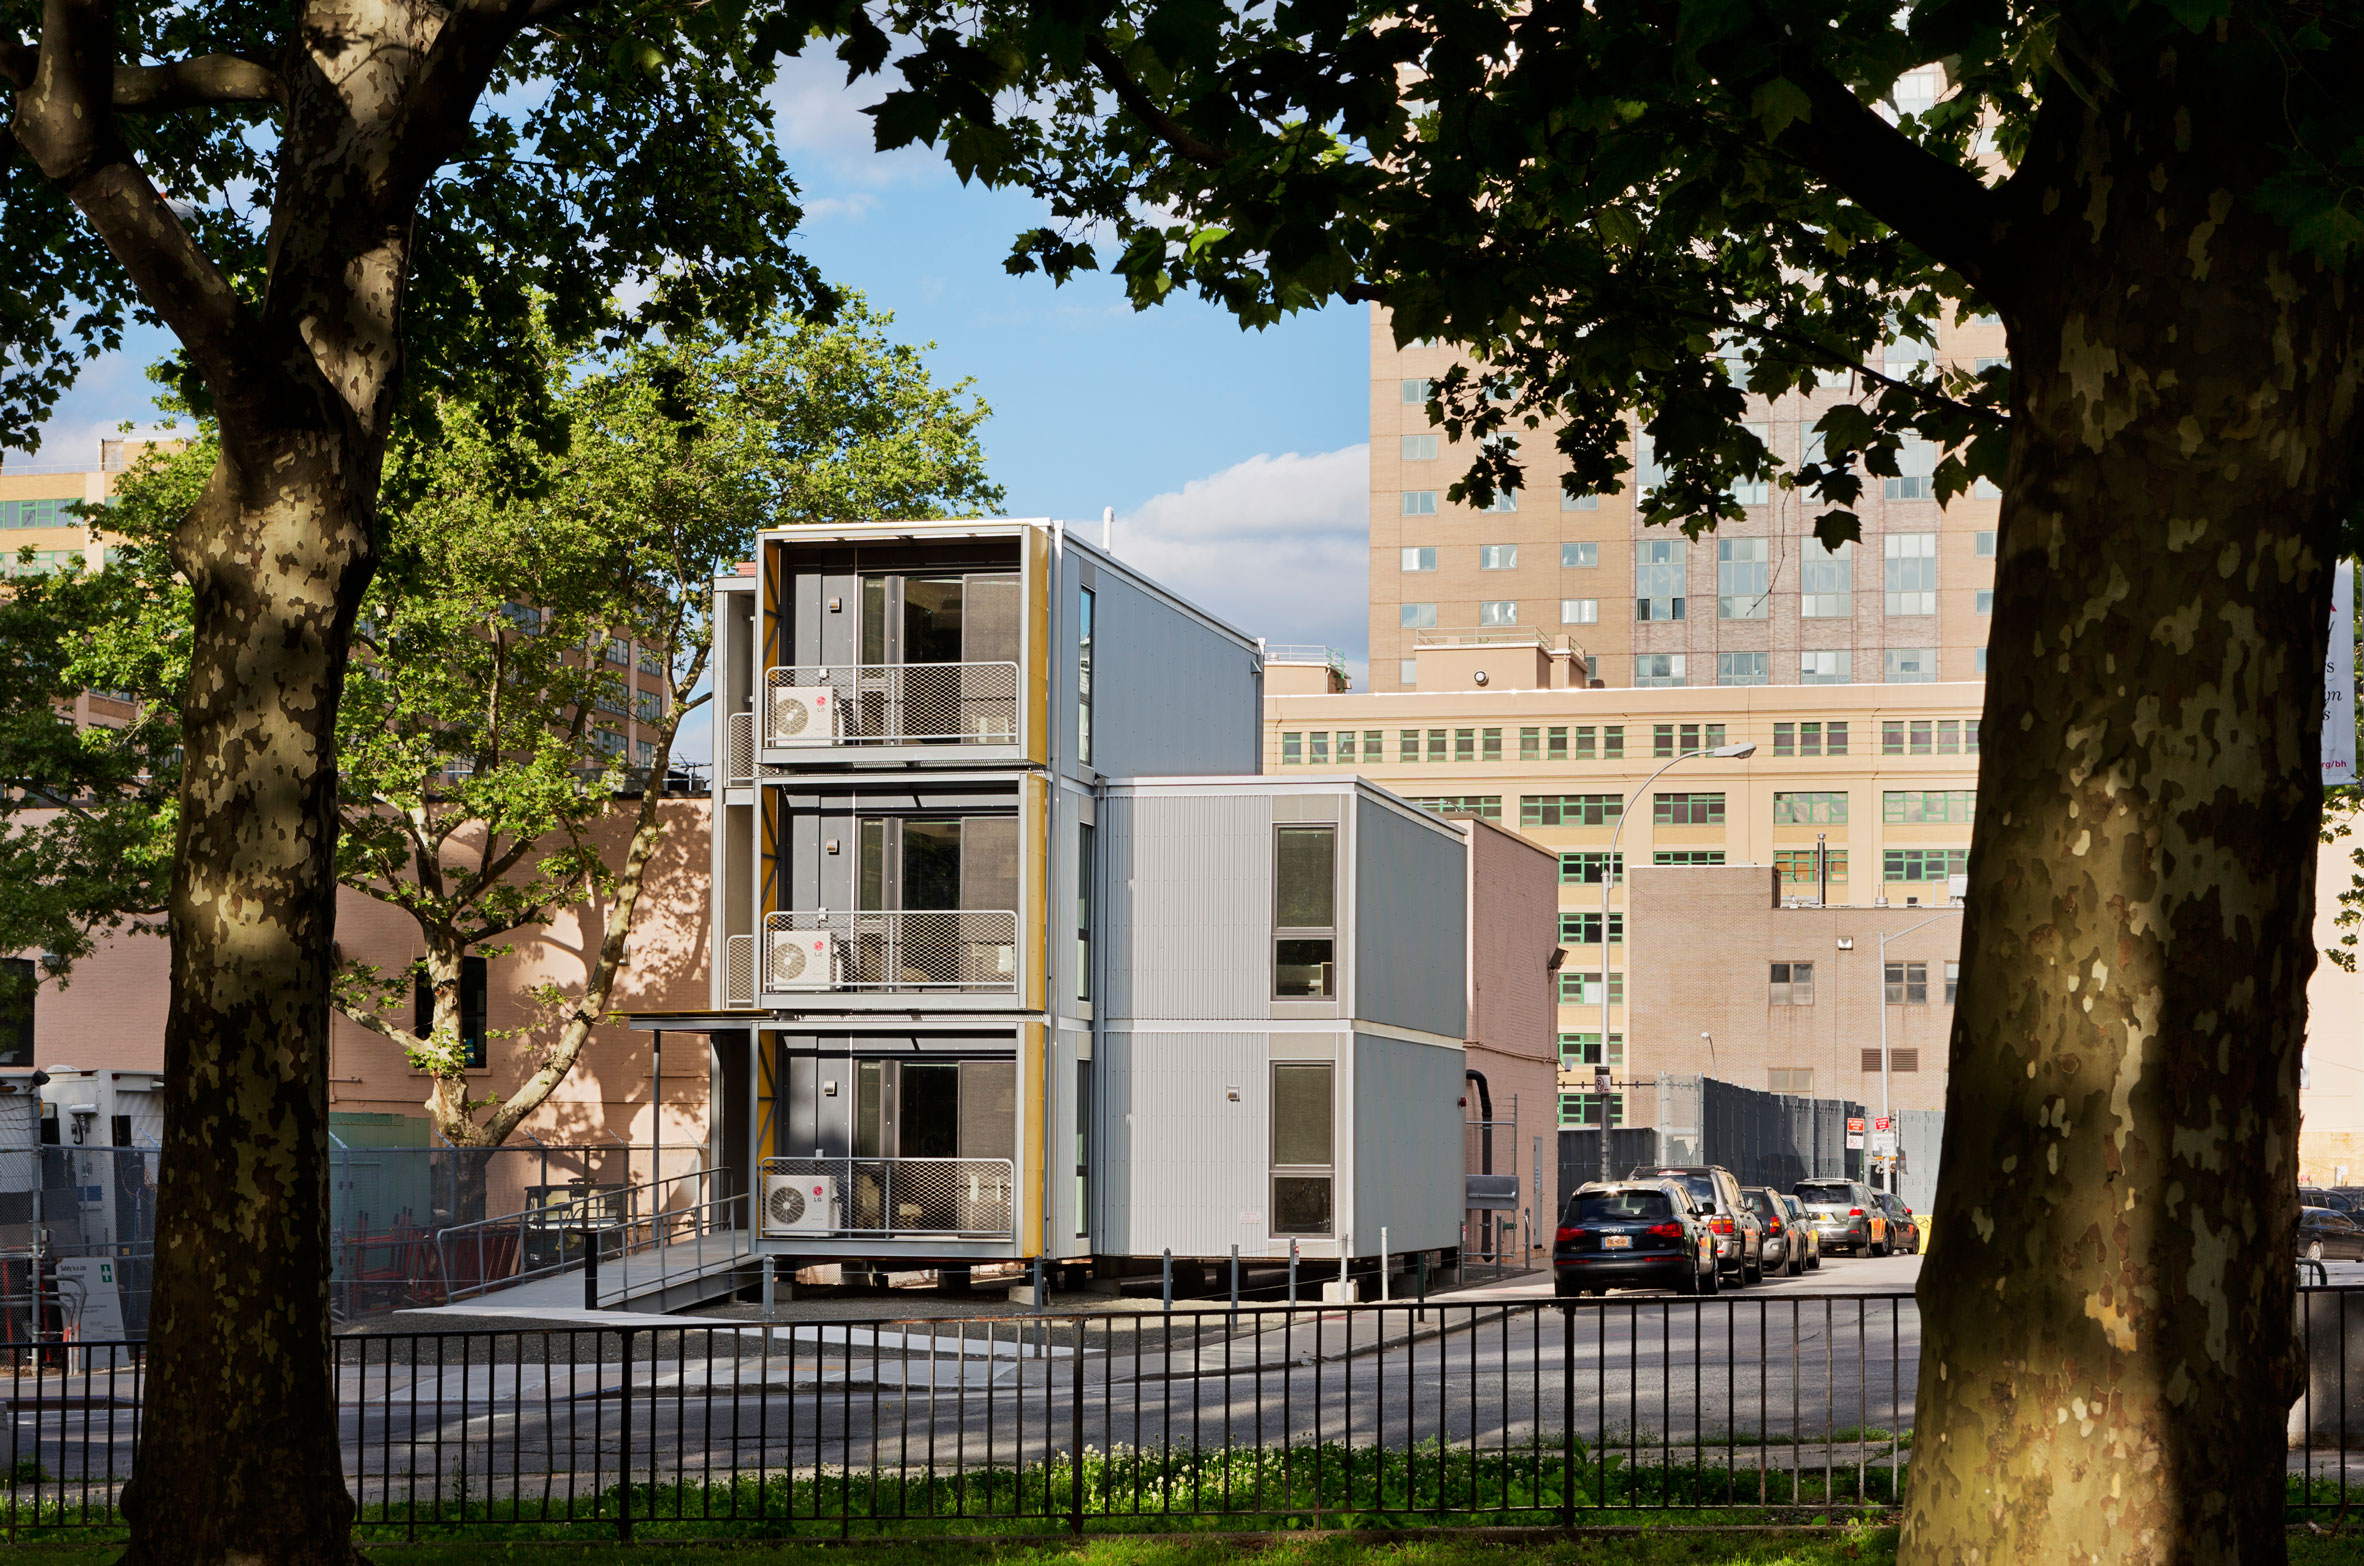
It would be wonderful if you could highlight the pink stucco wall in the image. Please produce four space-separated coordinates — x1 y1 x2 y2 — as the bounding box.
29 798 714 1153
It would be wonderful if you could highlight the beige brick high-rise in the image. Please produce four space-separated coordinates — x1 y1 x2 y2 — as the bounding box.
1367 307 2006 693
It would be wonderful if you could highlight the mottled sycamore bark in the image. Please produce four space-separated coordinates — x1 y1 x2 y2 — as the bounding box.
12 0 548 1556
1898 32 2363 1566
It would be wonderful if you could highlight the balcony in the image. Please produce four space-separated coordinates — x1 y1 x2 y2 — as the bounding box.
763 663 1019 751
760 1156 1016 1241
762 909 1019 998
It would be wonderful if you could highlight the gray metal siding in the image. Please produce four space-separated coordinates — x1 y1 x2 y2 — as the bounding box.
1349 1034 1465 1253
1102 791 1274 1021
1079 568 1262 779
1100 1030 1271 1257
1352 799 1468 1039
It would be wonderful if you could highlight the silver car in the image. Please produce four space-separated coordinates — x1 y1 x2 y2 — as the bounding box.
1793 1178 1892 1256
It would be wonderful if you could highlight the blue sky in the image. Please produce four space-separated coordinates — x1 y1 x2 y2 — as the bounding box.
28 52 1378 670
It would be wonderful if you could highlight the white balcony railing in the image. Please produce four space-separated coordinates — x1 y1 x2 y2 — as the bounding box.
763 662 1019 748
724 934 756 1009
763 909 1019 994
760 1156 1016 1240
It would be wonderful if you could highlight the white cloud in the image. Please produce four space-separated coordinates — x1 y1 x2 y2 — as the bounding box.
1108 444 1371 685
767 51 945 189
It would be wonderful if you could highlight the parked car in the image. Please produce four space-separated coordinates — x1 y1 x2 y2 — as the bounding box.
1872 1191 1922 1254
1553 1181 1719 1296
1778 1193 1823 1270
1742 1186 1806 1277
1794 1178 1892 1256
2300 1186 2356 1215
1630 1164 1765 1283
2300 1206 2364 1262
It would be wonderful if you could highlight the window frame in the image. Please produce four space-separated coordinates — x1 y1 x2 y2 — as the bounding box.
1269 1060 1337 1237
1272 824 1340 1000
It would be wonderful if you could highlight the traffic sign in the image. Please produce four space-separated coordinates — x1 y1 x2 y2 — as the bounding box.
1873 1116 1892 1133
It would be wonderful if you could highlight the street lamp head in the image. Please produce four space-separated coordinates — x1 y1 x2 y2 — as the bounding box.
1713 741 1757 759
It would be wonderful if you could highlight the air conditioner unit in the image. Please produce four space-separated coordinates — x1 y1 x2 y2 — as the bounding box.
762 1173 837 1236
769 686 837 745
769 930 835 991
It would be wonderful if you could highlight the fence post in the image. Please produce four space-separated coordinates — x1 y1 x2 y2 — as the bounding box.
1070 1318 1087 1535
617 1326 636 1543
1288 1239 1299 1305
1417 1250 1428 1322
1161 1249 1172 1313
761 1254 776 1321
1381 1227 1390 1302
578 1226 601 1312
1560 1305 1576 1528
1228 1244 1239 1327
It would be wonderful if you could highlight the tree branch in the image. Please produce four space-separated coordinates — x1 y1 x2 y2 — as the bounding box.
111 54 284 112
11 0 268 394
1084 37 1229 170
374 0 538 209
1753 59 2017 306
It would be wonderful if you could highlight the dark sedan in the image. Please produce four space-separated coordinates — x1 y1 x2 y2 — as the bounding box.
1554 1181 1719 1297
2300 1206 2364 1262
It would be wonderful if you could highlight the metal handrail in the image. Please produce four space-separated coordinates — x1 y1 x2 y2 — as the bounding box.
760 1155 1018 1240
431 1165 722 1304
763 908 1020 993
763 661 1021 747
583 1185 751 1308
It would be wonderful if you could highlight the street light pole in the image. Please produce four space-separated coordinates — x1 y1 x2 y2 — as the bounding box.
1875 908 1963 1190
1597 739 1757 1184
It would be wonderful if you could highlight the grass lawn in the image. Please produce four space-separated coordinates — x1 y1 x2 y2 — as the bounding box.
10 1532 2364 1566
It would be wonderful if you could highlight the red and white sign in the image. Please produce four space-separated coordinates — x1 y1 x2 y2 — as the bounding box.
1846 1117 1866 1136
1873 1116 1892 1133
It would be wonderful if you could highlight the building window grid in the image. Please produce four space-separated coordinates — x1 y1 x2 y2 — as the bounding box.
1652 722 1726 759
1559 912 1627 945
1884 847 1970 883
1524 794 1625 828
1772 721 1850 757
1652 791 1726 827
1769 961 1815 1006
1558 851 1627 885
1717 537 1771 619
1635 537 1686 622
1884 532 1938 615
1884 961 1929 1005
1653 850 1727 866
1404 795 1504 822
1774 849 1849 884
1559 970 1625 1005
1772 792 1849 824
1883 789 1977 823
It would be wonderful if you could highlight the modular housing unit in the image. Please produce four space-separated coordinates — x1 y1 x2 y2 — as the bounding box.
704 519 1263 1268
1093 776 1471 1263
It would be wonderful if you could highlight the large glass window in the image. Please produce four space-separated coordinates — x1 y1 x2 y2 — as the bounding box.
1274 826 1337 998
1077 588 1095 766
1478 600 1518 626
1884 533 1938 615
1075 824 1095 1003
1271 1062 1335 1235
1718 651 1769 686
1634 652 1686 687
1801 540 1853 618
1480 544 1518 570
1635 538 1686 621
1653 792 1725 826
1717 537 1770 618
1562 542 1598 568
1886 647 1937 682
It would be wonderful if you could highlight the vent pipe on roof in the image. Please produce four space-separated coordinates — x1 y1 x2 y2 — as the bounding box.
1101 505 1113 550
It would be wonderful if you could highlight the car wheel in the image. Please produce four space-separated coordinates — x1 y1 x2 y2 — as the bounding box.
1555 1277 1583 1299
1873 1236 1889 1258
1788 1246 1804 1277
2309 1240 2326 1262
1699 1255 1720 1296
1743 1250 1762 1285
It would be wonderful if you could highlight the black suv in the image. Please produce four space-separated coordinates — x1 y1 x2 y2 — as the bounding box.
1553 1180 1719 1297
1628 1164 1765 1284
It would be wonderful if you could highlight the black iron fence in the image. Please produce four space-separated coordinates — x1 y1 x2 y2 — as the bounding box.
3 1290 2356 1539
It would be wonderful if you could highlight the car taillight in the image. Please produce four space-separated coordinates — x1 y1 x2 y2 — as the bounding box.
1849 1207 1865 1217
1767 1216 1784 1233
1646 1222 1684 1238
1712 1215 1734 1235
1555 1227 1581 1244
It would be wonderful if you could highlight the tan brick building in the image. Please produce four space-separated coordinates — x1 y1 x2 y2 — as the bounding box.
1264 653 1982 1124
1365 305 2006 694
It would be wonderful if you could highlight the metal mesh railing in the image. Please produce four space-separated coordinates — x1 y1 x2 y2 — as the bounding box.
763 662 1020 747
760 1156 1016 1239
763 909 1019 993
725 711 755 783
724 934 756 1008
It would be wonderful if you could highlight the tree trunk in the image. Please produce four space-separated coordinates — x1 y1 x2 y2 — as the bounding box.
1900 40 2364 1566
120 448 373 1565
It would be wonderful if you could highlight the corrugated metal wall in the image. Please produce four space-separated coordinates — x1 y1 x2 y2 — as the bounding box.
1102 790 1274 1020
1352 798 1467 1040
1096 1029 1271 1257
1082 567 1262 779
1349 1034 1464 1253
